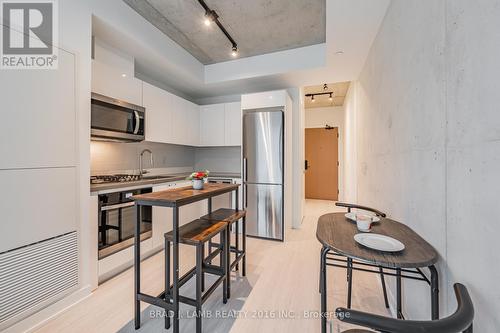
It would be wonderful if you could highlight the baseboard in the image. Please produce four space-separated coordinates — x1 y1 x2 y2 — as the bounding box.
3 285 92 333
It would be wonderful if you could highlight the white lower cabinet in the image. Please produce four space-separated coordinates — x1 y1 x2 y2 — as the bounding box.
152 183 174 249
0 167 77 253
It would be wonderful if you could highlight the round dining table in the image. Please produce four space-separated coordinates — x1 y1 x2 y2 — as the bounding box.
316 212 439 333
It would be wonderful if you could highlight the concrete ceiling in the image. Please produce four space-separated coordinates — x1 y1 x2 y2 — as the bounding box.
123 0 326 64
92 0 390 101
304 81 350 108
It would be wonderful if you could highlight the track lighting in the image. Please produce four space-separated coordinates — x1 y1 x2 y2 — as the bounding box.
231 46 238 57
198 0 239 58
204 10 216 26
305 91 335 103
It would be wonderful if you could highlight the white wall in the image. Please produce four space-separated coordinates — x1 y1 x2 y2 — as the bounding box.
305 106 345 201
288 87 305 228
344 0 500 330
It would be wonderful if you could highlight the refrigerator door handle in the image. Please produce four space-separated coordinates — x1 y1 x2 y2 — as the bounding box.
243 157 248 182
244 184 248 208
279 118 283 177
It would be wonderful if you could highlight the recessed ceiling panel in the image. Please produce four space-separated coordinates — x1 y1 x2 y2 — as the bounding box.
124 0 326 64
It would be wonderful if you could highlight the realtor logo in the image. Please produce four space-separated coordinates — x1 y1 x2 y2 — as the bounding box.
1 0 58 69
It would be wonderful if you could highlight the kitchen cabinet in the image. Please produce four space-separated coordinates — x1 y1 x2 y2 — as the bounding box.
187 101 200 146
91 59 142 106
0 167 77 253
145 87 199 146
171 98 189 145
143 82 173 143
152 183 174 249
224 102 242 146
199 104 225 146
0 47 76 169
199 102 242 146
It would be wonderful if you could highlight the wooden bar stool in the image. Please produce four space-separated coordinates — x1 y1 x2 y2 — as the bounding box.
201 208 246 298
164 219 228 333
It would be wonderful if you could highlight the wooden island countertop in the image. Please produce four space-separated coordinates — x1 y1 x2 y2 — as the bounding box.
131 182 240 207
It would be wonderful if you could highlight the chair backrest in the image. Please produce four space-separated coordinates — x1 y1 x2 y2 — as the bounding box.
336 283 474 333
335 202 387 218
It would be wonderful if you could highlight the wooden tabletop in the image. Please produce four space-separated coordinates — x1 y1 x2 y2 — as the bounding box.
131 183 240 207
316 213 438 268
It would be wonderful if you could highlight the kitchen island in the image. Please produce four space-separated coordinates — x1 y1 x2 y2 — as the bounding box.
131 183 241 332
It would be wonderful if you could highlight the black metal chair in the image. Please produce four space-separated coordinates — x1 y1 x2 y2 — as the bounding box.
333 202 390 309
336 283 474 333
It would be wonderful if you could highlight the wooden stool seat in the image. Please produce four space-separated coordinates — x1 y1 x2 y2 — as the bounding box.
165 219 227 245
200 208 246 224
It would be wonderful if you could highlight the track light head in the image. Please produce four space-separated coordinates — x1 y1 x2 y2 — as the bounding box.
231 46 238 57
204 10 217 26
329 93 333 101
311 95 315 102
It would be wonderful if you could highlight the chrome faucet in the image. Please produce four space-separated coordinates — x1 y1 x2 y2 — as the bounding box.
139 149 154 176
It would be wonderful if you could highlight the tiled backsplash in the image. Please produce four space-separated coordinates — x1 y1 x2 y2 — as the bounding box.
90 141 241 175
90 141 195 175
194 147 241 174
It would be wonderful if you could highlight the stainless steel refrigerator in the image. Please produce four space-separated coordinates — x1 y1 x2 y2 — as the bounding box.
242 107 284 241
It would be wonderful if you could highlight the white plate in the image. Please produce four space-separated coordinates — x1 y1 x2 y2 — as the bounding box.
354 233 405 252
345 212 380 223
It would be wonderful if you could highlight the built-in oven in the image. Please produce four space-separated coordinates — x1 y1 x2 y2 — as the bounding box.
91 92 145 142
98 188 152 259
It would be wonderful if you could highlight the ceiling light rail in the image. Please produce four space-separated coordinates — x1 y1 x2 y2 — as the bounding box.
305 91 335 102
197 0 239 57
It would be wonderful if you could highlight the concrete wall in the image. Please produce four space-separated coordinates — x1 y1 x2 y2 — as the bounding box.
345 0 500 330
306 106 345 200
445 0 500 331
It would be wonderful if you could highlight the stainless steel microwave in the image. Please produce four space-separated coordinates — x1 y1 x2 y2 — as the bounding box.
91 93 145 142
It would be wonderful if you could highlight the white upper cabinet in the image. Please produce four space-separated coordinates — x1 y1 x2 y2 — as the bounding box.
143 82 199 146
186 100 200 146
91 60 143 106
171 97 188 145
224 102 242 146
199 102 242 147
0 47 76 169
143 82 172 143
199 104 225 146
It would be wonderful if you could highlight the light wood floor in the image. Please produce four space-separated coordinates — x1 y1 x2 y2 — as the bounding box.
35 200 390 333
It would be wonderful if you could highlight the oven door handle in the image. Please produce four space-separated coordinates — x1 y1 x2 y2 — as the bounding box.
133 111 140 134
101 201 135 211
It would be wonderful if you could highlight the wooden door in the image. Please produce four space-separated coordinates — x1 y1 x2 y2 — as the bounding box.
305 127 339 200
